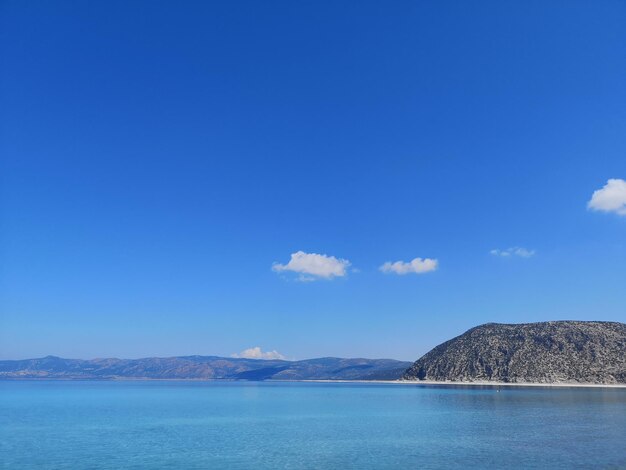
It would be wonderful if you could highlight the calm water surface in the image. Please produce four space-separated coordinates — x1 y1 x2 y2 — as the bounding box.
1 381 625 469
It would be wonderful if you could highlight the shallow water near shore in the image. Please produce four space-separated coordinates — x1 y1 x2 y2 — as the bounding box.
1 380 625 469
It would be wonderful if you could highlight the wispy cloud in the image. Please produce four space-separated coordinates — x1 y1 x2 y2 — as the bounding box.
231 347 286 360
273 251 351 281
588 178 626 216
490 247 536 258
379 257 438 275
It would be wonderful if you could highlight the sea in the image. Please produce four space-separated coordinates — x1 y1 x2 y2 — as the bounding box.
1 380 625 469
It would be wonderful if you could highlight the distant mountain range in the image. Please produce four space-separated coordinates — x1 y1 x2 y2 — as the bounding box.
4 321 624 384
403 321 626 384
0 355 412 381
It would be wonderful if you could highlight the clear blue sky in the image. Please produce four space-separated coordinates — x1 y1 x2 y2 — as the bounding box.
1 0 625 361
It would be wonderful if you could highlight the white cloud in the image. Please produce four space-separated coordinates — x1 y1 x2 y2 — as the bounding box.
231 347 286 360
379 257 438 275
272 251 350 281
490 247 535 258
588 178 626 216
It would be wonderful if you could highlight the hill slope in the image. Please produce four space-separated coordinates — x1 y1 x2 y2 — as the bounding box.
0 355 411 381
403 321 626 384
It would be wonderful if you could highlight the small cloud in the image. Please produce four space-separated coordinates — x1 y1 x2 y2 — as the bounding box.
231 347 286 360
588 178 626 216
272 251 350 281
490 247 535 258
379 257 438 275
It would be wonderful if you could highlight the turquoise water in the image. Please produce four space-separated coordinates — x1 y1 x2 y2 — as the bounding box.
1 381 625 469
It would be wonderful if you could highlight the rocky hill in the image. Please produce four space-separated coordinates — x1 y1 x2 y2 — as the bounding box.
0 355 411 381
403 321 626 384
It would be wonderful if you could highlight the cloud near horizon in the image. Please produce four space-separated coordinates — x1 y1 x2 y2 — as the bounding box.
231 347 286 360
379 257 438 275
490 247 536 258
272 251 351 281
587 178 626 216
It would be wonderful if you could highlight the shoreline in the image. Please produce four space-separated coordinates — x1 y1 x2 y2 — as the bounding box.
2 377 625 388
288 379 626 388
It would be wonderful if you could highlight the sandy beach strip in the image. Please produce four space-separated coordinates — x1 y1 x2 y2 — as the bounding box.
285 379 626 388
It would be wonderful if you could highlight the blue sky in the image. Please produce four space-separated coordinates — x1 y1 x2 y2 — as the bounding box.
1 0 625 361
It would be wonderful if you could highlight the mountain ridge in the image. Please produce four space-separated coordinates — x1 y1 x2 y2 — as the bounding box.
403 320 626 384
0 355 412 381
